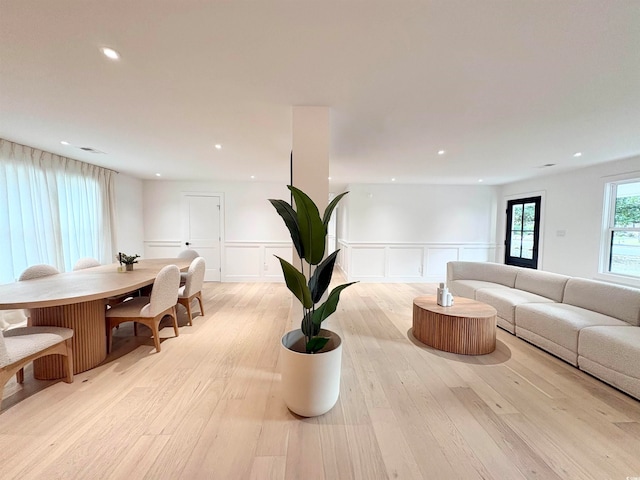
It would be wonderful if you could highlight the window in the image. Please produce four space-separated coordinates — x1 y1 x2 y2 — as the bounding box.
505 196 541 269
602 180 640 278
0 139 115 284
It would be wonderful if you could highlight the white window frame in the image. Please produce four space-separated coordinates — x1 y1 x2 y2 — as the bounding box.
598 177 640 287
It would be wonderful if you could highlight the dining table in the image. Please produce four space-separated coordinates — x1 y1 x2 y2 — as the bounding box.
0 258 191 380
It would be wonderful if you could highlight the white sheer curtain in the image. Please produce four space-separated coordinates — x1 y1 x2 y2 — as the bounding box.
0 138 116 284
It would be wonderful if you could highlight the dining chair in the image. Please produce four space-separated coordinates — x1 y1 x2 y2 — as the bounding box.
1 326 74 408
19 264 59 281
177 249 200 261
177 249 200 285
18 264 60 328
73 257 101 270
106 264 180 353
0 310 28 332
177 257 206 325
73 257 134 307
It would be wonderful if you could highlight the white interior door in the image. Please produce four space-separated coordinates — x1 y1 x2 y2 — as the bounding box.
182 193 222 281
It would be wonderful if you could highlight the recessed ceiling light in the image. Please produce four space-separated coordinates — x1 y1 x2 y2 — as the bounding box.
328 176 332 180
155 173 161 177
391 178 396 182
250 175 255 179
100 47 120 60
573 152 582 157
214 144 222 150
60 141 70 145
478 179 484 183
437 150 445 155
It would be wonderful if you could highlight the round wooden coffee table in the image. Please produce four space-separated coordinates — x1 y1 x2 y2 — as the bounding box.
412 295 497 355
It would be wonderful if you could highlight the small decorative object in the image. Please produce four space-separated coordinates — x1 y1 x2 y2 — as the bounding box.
270 186 356 417
437 282 454 307
117 252 140 272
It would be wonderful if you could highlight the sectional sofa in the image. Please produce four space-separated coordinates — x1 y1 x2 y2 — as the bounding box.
446 261 640 400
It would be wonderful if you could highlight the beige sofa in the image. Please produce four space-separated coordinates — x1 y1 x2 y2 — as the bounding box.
447 261 640 400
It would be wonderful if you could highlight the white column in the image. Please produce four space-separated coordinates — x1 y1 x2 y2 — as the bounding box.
290 107 331 329
292 106 329 212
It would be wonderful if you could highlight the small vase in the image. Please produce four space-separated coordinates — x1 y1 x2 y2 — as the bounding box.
125 264 134 271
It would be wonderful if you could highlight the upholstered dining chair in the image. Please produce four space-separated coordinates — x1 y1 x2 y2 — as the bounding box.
177 249 200 261
73 257 101 270
19 264 60 327
177 249 200 285
72 257 133 307
177 257 206 325
1 326 74 408
106 264 180 353
19 264 59 281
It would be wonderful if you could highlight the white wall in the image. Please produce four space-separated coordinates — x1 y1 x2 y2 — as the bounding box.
497 155 640 285
142 180 292 281
114 173 144 257
337 184 500 282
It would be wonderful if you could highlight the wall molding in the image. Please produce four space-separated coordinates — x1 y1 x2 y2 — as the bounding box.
144 240 182 248
143 239 291 283
337 240 499 283
223 241 290 282
144 238 499 284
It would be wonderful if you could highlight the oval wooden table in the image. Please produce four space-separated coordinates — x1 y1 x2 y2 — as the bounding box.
0 258 191 379
412 295 497 355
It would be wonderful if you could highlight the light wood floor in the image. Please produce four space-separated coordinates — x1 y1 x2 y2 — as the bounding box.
2 281 640 479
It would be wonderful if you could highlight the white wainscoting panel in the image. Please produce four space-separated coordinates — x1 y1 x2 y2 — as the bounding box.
225 245 261 279
144 240 290 282
224 242 290 282
461 246 497 262
264 245 291 279
351 247 386 278
426 248 459 278
143 240 182 259
388 247 423 278
338 242 499 283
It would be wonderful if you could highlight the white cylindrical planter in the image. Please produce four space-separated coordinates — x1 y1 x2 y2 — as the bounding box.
280 328 342 417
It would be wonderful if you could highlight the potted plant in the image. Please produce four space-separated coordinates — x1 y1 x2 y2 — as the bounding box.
118 252 140 271
269 185 356 417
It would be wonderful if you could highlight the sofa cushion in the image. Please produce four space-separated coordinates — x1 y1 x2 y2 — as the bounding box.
578 326 640 381
578 326 640 400
449 280 511 300
562 278 640 326
515 303 629 365
514 269 570 302
476 287 555 326
447 262 518 287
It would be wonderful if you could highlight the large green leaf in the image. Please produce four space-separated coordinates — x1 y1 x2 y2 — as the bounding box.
288 185 326 265
308 250 339 303
322 191 348 228
269 199 304 259
275 256 313 308
306 336 330 354
312 282 358 325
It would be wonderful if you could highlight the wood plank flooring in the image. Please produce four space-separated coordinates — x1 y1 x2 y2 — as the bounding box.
2 280 640 479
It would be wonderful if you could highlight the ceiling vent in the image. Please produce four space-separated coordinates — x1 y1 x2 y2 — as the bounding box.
538 163 556 168
78 146 106 154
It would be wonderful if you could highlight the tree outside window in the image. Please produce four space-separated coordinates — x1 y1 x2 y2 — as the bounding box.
608 181 640 277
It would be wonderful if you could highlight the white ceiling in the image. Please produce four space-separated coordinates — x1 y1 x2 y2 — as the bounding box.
1 1 639 188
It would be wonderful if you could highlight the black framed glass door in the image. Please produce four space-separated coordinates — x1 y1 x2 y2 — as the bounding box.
505 196 541 269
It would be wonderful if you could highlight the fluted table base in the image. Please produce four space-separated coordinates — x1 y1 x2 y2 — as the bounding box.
31 300 107 379
412 295 497 355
